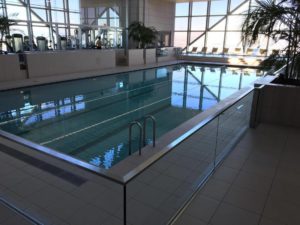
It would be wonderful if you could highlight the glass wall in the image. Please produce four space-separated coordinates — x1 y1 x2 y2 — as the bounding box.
174 0 284 55
1 0 124 52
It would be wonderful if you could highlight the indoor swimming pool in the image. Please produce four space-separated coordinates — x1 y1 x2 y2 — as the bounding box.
0 64 264 169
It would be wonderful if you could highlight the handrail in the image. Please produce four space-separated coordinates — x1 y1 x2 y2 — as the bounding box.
128 121 143 156
143 115 156 147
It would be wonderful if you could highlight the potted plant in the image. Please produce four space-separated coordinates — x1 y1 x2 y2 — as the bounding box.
243 0 300 127
0 16 15 53
127 21 157 49
242 0 300 83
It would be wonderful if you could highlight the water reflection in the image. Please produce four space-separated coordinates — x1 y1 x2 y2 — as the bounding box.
0 64 263 169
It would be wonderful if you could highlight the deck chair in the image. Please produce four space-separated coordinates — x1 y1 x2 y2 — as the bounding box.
198 47 207 54
259 49 267 56
222 48 229 55
190 47 198 54
234 48 241 55
211 47 218 54
246 48 253 55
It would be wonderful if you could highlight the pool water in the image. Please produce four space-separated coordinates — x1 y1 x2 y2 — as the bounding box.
0 64 263 169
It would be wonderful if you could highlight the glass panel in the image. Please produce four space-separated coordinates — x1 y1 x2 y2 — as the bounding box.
211 19 226 31
31 8 47 21
227 15 245 30
232 2 250 14
7 5 27 20
32 26 50 41
30 0 45 7
51 0 64 10
210 0 228 15
127 118 218 225
70 13 80 25
175 2 189 16
69 0 80 12
209 16 224 28
5 0 22 5
206 32 225 50
10 25 28 36
216 92 253 163
231 0 245 11
191 17 206 31
225 32 243 50
189 34 205 50
192 1 207 15
52 10 65 23
175 17 188 30
174 32 187 48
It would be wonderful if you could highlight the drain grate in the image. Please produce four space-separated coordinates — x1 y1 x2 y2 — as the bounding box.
0 144 87 186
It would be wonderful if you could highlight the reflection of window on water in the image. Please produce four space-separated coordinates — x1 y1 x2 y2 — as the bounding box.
41 101 55 110
20 94 86 126
116 81 124 89
20 102 35 116
42 109 56 120
90 143 123 169
156 68 168 79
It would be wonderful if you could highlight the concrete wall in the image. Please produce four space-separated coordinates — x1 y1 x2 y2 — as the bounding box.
256 84 300 127
144 0 175 32
128 0 175 48
0 55 26 82
128 49 144 66
26 50 116 78
145 49 156 64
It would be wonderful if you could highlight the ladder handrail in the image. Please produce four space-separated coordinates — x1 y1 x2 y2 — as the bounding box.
128 121 143 156
143 115 156 147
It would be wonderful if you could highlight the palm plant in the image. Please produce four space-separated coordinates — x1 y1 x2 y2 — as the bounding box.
0 16 15 52
128 21 157 49
0 16 14 41
242 0 300 80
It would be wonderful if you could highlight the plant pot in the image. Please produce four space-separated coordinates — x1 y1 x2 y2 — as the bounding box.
272 75 300 86
253 80 300 128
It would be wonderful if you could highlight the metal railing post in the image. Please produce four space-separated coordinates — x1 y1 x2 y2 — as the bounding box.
123 184 127 225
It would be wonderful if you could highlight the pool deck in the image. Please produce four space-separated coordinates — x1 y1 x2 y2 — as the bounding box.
173 123 300 225
1 123 300 225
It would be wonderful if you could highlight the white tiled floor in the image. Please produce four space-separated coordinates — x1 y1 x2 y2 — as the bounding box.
173 123 300 225
1 123 300 225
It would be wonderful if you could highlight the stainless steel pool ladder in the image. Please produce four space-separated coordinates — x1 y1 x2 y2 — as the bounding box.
143 115 156 147
128 115 156 156
128 121 143 156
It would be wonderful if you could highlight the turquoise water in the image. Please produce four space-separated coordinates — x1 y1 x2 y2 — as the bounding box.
0 64 263 169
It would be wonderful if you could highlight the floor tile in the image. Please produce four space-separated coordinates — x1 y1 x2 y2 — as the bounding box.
174 213 207 225
224 185 267 214
210 202 260 225
200 178 230 201
185 195 220 222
